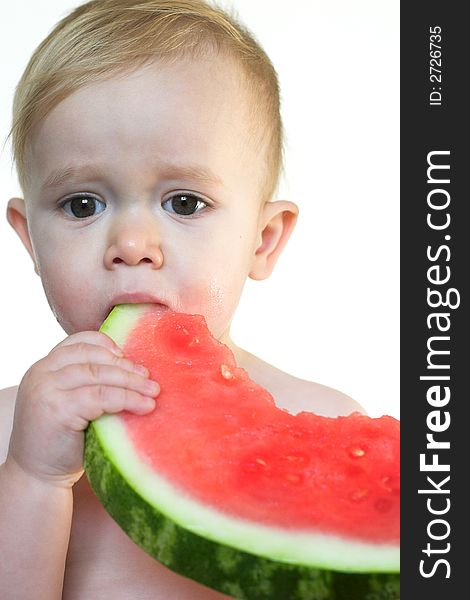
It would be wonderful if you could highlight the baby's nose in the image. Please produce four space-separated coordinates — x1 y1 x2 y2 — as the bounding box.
104 221 163 269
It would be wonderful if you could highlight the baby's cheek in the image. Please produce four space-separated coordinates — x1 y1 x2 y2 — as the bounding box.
38 262 99 333
207 280 226 319
179 276 243 339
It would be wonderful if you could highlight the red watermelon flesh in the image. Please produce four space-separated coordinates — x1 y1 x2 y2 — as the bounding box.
119 309 399 544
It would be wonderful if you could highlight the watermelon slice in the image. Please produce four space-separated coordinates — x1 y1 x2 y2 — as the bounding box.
84 304 400 599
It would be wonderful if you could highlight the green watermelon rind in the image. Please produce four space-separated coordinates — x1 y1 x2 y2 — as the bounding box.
85 422 399 600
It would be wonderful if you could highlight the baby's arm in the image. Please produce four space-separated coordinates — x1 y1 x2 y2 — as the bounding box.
0 331 159 600
0 455 73 599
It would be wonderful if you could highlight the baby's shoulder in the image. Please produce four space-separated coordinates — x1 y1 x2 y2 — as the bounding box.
237 350 364 417
0 386 18 464
273 373 364 417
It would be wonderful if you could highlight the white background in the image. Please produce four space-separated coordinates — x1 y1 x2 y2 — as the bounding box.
0 1 399 418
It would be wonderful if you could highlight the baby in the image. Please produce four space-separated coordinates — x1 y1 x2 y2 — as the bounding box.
0 1 363 598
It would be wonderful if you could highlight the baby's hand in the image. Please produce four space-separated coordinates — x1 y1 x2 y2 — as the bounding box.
6 331 158 488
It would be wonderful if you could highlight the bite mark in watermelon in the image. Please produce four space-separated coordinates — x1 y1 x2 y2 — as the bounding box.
84 304 400 600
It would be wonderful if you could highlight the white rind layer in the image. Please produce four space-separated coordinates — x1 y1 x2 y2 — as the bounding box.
94 414 399 573
100 303 150 347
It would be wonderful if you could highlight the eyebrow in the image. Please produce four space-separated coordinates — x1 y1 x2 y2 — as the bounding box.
40 160 223 190
41 165 101 190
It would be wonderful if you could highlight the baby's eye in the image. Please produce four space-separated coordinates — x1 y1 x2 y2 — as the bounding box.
61 194 106 219
162 193 207 217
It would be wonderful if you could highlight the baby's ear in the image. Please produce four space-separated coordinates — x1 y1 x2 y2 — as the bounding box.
249 200 298 281
7 198 39 274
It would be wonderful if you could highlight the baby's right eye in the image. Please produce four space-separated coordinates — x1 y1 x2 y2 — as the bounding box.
61 194 106 219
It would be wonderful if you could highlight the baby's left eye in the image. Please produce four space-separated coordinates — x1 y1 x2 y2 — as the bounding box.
162 194 207 216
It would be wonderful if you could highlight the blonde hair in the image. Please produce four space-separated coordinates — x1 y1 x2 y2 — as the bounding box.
10 0 283 200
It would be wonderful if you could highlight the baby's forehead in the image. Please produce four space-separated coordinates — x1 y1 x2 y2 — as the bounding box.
25 57 269 202
26 56 272 198
12 1 282 202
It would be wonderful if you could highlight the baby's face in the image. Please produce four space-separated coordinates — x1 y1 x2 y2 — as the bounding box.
15 57 277 341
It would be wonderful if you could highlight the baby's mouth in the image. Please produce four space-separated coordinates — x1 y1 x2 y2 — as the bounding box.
102 293 169 325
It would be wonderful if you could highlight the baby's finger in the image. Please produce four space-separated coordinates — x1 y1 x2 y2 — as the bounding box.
52 330 123 356
64 386 156 430
55 363 159 398
47 342 148 376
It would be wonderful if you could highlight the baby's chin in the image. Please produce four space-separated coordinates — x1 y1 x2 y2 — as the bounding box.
51 307 106 335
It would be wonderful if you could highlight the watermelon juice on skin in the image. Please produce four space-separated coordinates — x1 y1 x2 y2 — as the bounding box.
85 304 400 600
